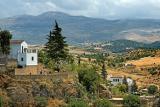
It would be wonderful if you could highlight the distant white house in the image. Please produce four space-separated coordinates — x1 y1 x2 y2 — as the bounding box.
108 75 133 87
108 75 124 86
10 40 38 67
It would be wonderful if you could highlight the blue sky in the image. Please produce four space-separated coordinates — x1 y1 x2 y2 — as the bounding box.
1 0 160 19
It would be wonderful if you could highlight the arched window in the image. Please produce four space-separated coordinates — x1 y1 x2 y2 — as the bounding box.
22 46 24 53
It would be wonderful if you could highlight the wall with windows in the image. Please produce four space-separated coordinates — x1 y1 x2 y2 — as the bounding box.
18 53 27 67
26 53 37 66
18 53 37 67
109 77 123 86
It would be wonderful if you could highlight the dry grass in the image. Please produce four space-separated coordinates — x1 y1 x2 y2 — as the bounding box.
126 57 160 67
108 69 160 88
108 69 145 80
47 99 66 107
109 57 160 88
69 47 92 55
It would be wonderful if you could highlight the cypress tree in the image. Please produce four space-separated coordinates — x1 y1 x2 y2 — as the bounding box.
123 76 128 92
131 80 138 93
46 21 68 72
101 62 107 80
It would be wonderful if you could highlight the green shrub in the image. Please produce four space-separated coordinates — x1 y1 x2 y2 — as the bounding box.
78 67 100 94
67 98 89 107
123 94 140 107
0 96 3 107
95 99 113 107
117 84 128 93
148 85 158 95
148 67 158 75
111 87 123 96
34 96 48 107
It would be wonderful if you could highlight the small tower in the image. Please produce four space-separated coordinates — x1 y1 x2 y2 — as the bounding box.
101 62 107 80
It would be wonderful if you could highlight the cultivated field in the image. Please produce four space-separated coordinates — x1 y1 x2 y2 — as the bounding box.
109 56 160 88
126 57 160 67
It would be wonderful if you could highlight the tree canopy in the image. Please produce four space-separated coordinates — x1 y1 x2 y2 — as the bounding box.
45 21 68 71
0 30 12 55
78 67 100 94
123 94 140 107
147 85 158 95
67 98 89 107
95 99 113 107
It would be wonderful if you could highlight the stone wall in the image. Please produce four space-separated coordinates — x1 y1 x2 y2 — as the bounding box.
14 72 77 81
15 64 48 75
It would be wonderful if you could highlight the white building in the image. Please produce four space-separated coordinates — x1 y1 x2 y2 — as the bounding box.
10 40 38 67
108 75 124 86
127 78 134 92
108 75 134 90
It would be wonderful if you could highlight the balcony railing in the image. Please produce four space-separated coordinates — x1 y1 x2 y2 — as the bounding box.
22 48 37 53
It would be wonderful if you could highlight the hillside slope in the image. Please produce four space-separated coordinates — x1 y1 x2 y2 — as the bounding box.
1 11 160 44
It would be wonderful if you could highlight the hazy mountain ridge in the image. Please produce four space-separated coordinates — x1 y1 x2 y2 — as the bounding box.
1 11 160 44
102 39 160 52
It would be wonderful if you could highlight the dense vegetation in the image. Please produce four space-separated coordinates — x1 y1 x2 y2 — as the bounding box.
123 94 141 107
94 99 113 107
0 29 12 55
78 67 100 94
80 48 157 68
147 85 158 95
45 21 69 72
104 39 146 52
67 98 89 107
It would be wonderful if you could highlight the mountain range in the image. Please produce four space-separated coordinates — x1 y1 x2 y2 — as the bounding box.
1 11 160 44
103 39 160 52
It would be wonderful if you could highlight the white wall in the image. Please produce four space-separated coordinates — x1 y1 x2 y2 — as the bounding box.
21 41 28 53
18 53 37 66
26 53 37 65
127 78 133 86
17 41 38 67
109 77 123 86
18 53 27 67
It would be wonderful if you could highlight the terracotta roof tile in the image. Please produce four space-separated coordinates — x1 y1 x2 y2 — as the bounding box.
10 40 24 44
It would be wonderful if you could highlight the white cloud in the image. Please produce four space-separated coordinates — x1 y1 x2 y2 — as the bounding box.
1 0 160 19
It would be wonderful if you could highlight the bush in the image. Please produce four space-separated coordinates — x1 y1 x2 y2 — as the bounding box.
0 96 3 107
117 84 128 93
78 67 100 94
111 87 123 96
95 99 113 107
148 68 157 75
131 80 138 93
147 85 158 95
123 94 140 107
34 96 48 107
67 98 89 107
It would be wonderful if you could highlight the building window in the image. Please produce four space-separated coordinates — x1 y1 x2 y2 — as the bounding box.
32 57 34 61
113 79 116 82
117 79 119 82
113 79 120 82
21 57 23 61
22 46 24 53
